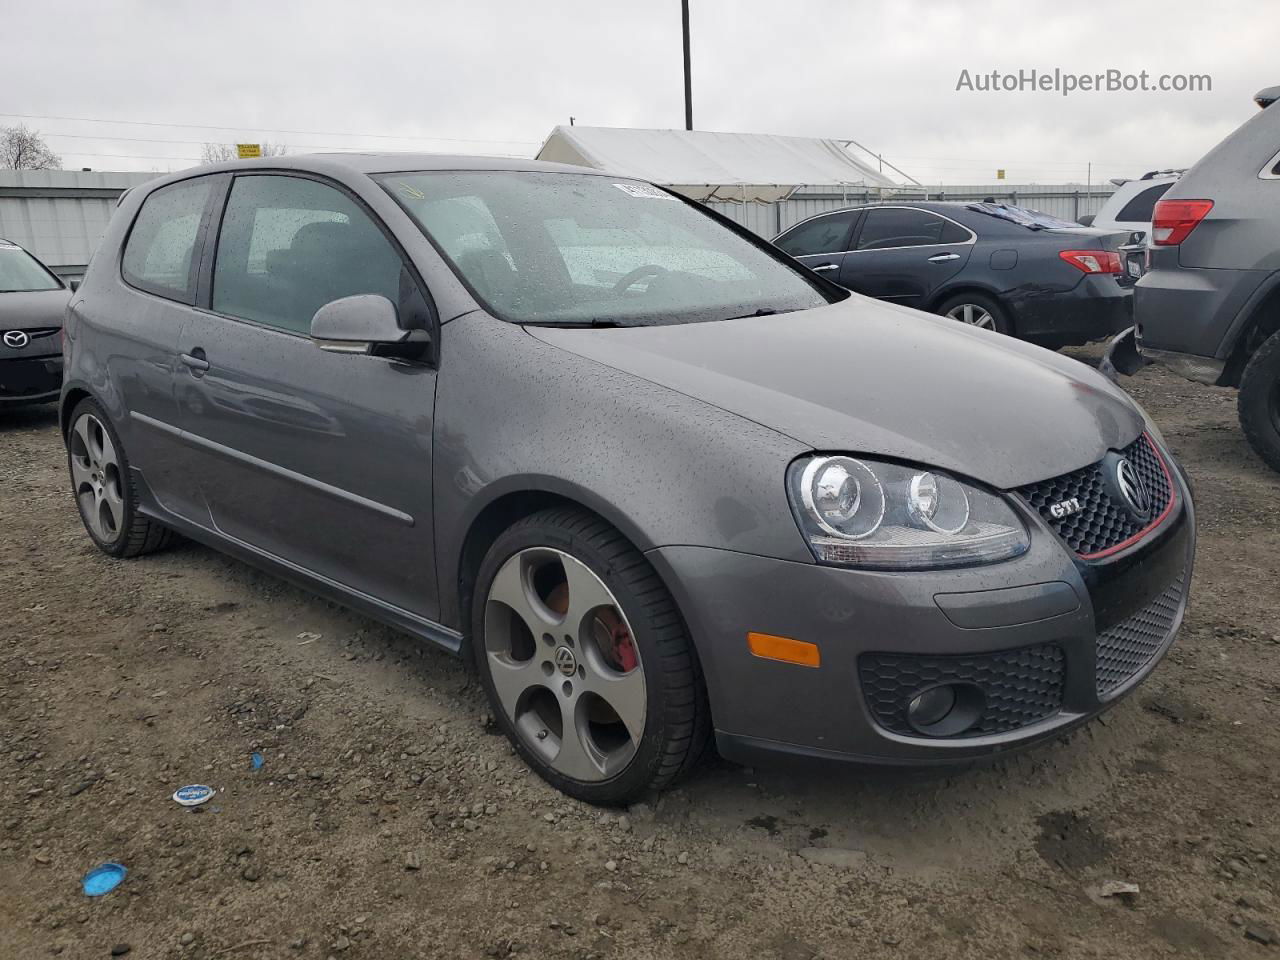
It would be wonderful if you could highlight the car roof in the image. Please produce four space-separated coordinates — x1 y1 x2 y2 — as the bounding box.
134 152 607 194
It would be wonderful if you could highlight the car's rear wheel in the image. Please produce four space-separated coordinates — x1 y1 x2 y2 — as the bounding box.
67 398 176 557
1238 329 1280 473
937 292 1012 335
471 507 709 805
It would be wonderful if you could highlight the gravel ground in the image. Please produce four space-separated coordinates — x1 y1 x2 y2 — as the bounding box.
3 349 1280 960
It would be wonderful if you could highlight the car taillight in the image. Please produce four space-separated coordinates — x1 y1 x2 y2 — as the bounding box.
1058 250 1123 274
1151 199 1213 245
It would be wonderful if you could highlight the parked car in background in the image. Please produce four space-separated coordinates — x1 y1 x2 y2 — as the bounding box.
773 201 1134 348
62 154 1194 804
1083 170 1183 237
1114 84 1280 471
0 239 69 409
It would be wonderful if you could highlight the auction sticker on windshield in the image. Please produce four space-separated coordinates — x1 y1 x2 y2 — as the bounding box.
613 182 679 200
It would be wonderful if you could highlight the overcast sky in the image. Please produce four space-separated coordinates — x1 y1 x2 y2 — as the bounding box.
4 0 1275 186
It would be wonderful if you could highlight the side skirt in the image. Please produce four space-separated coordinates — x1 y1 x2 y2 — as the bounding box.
135 475 463 656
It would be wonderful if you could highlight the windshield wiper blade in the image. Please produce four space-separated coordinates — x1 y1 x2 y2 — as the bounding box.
721 308 784 321
522 318 624 328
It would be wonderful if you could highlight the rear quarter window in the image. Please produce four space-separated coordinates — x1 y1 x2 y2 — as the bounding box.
121 178 214 304
1114 182 1174 223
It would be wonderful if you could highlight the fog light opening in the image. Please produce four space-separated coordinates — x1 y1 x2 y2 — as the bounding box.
906 683 985 737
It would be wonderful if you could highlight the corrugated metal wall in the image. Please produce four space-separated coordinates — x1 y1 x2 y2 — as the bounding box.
710 183 1118 237
0 170 156 276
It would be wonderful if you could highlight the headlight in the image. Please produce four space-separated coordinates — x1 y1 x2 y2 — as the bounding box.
787 456 1029 569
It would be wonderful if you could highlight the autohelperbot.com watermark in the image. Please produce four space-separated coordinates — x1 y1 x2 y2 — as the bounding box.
956 68 1211 96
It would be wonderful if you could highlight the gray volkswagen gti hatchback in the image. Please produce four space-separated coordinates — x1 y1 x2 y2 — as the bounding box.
61 154 1196 804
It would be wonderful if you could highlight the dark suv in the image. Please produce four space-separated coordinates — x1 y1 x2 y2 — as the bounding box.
1117 84 1280 471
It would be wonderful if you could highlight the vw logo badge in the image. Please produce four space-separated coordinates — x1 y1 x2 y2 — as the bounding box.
2 330 29 349
1115 458 1152 519
554 645 578 677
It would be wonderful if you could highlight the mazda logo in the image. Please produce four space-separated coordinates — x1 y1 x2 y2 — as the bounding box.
1115 458 1152 519
2 330 29 349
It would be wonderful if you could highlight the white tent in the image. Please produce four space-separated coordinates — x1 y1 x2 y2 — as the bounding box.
536 125 898 203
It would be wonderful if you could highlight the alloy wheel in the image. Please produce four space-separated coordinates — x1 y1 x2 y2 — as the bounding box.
945 303 996 329
483 547 646 782
69 413 125 543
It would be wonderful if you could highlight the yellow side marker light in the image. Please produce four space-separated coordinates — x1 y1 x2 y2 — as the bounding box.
747 632 821 668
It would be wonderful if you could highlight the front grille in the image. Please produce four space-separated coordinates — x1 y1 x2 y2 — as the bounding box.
1017 433 1173 557
1095 571 1186 697
860 643 1065 738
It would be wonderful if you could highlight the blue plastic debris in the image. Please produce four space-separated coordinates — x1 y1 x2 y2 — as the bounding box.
251 752 264 771
83 862 127 896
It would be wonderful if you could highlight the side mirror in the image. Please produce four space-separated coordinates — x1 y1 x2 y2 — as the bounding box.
311 295 411 355
68 278 81 292
1077 214 1095 227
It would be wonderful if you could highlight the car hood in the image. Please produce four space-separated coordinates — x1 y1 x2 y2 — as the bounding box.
527 296 1145 489
0 288 69 330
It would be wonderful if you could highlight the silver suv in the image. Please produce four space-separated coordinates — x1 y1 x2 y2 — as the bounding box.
1119 85 1280 471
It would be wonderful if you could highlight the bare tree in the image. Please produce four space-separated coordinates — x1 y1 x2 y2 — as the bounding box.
200 140 289 164
0 125 61 170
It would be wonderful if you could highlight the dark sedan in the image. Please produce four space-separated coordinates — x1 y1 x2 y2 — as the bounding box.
774 201 1134 348
0 239 69 408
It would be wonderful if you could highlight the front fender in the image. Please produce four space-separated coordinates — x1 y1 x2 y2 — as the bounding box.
432 312 815 628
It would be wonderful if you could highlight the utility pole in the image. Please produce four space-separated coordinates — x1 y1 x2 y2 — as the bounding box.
682 0 693 130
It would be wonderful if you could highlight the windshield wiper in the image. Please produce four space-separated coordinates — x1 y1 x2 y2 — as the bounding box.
721 308 784 321
522 318 624 329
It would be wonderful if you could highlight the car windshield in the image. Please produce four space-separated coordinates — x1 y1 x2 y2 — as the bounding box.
378 171 833 326
964 202 1080 231
0 244 62 292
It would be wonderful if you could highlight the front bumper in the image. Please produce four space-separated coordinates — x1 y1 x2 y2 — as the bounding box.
648 461 1194 767
0 353 62 406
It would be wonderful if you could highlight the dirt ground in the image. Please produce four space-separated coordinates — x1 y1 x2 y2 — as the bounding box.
3 347 1280 960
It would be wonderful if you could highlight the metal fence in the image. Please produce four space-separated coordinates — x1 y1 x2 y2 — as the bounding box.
707 183 1118 238
0 170 155 277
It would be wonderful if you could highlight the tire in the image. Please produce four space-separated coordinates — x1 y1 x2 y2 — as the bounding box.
67 397 176 558
471 507 710 805
1238 329 1280 473
936 292 1013 335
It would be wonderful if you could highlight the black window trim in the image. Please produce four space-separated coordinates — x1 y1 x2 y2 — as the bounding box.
774 210 860 260
193 168 440 365
118 173 222 307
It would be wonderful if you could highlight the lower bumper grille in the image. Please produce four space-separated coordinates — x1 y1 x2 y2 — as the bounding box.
0 357 61 399
860 643 1065 738
1095 571 1187 697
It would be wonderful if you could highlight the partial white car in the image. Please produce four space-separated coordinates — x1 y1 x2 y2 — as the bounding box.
1084 170 1183 237
1083 171 1183 279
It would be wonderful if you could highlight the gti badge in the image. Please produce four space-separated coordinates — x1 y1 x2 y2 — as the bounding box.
1049 497 1083 519
2 330 30 349
1115 458 1152 520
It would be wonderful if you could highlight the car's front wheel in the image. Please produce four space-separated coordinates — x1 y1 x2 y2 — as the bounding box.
1238 329 1280 473
471 507 709 805
67 398 176 557
936 292 1012 335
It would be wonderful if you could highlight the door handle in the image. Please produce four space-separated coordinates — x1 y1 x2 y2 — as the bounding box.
811 264 839 273
180 350 210 375
927 253 960 263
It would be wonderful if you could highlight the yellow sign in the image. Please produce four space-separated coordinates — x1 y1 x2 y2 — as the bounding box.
236 144 263 159
996 168 1006 180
